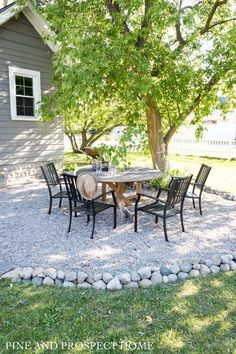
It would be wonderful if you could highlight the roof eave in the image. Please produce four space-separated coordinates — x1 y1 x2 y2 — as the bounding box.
0 1 58 53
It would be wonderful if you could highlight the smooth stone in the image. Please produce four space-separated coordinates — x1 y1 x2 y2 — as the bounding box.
189 269 200 278
32 267 45 278
32 277 43 286
64 271 77 282
138 267 152 279
160 265 171 276
93 273 102 282
168 274 177 283
92 280 107 290
180 263 192 273
57 270 65 280
12 277 22 283
220 264 230 272
169 265 180 274
193 263 200 270
0 262 14 277
162 276 169 284
229 261 236 270
220 255 232 264
139 279 152 288
55 279 63 287
178 272 189 281
204 259 213 267
200 264 211 276
107 278 122 291
44 268 57 280
190 257 200 264
151 266 160 273
86 275 94 284
77 282 92 289
43 277 55 286
63 281 76 288
211 255 221 266
103 273 113 284
124 282 139 289
77 272 88 284
210 265 220 274
22 279 31 283
131 271 141 282
151 271 163 285
20 267 33 280
118 272 131 284
1 267 22 279
233 253 236 261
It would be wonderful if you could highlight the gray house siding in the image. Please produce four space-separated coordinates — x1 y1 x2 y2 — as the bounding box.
0 13 64 172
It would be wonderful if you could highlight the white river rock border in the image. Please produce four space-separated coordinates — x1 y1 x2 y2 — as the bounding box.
1 253 235 291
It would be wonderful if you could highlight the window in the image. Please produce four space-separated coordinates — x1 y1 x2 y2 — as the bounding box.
9 67 41 121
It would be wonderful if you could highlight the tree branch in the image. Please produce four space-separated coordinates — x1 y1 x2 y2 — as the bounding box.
164 73 220 144
200 0 228 34
136 0 153 48
206 17 236 31
105 0 130 34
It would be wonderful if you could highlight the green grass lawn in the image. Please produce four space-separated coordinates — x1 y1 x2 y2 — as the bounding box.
0 272 235 353
64 152 236 194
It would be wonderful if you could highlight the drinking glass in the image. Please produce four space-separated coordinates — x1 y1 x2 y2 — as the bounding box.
95 160 102 174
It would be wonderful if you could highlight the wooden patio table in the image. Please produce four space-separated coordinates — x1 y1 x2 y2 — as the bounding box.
66 167 163 218
95 167 163 218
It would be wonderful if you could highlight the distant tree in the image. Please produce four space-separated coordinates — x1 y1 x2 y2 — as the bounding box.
31 0 236 169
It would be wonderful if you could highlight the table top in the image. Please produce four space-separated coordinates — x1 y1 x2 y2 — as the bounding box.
65 167 163 183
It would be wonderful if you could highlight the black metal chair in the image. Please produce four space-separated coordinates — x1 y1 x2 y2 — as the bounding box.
185 164 211 215
41 163 68 214
134 175 192 242
63 173 117 239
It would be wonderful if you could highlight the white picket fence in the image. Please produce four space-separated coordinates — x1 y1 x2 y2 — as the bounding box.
168 139 236 159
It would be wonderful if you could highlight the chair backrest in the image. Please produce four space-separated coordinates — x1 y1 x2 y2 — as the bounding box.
63 173 83 202
41 163 60 186
195 164 211 187
167 175 192 206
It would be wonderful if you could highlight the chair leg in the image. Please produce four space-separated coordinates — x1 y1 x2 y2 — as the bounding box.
91 214 96 239
155 215 158 224
113 207 117 229
134 209 138 232
74 202 78 217
48 196 52 214
192 197 196 208
59 197 62 208
199 192 203 215
163 216 169 242
87 214 90 223
68 203 72 233
180 208 185 232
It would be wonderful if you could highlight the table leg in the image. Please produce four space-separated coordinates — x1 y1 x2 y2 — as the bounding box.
106 182 134 220
135 182 142 194
102 183 106 201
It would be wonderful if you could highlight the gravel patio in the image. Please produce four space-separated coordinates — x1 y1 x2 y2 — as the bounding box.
0 180 235 274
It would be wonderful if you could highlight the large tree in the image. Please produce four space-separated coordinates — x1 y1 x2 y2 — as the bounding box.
37 0 235 169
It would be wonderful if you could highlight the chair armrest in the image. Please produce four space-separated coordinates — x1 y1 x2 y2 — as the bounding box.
136 193 157 201
94 190 114 201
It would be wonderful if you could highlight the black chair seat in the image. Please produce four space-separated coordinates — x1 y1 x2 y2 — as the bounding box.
138 202 180 217
52 191 68 198
73 202 113 215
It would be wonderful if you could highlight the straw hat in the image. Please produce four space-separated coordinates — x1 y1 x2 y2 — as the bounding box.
76 173 98 200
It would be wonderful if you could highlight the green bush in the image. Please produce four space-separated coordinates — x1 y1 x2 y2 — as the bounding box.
148 168 189 189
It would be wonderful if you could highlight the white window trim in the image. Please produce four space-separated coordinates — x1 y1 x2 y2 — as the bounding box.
9 66 41 121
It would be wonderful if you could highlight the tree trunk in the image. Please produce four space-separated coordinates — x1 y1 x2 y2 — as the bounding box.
80 130 88 150
146 97 168 171
66 133 80 153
